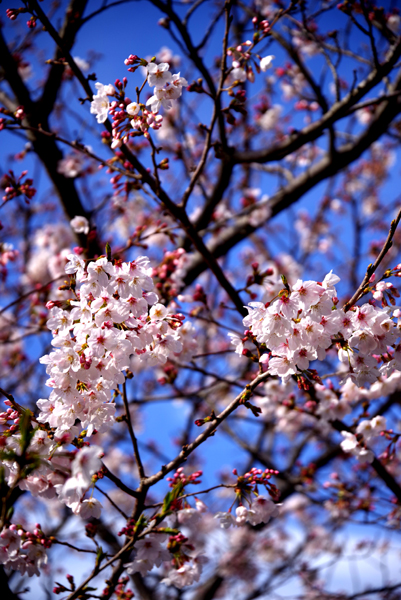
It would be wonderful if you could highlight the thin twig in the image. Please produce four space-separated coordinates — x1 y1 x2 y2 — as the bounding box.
122 381 146 480
0 275 65 316
179 0 232 208
95 485 129 519
144 370 270 488
52 539 99 554
344 206 401 310
66 539 134 600
102 464 139 498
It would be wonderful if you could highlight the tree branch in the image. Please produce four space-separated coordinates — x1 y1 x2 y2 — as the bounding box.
0 22 101 257
233 35 401 164
344 207 401 310
37 0 89 120
183 68 401 288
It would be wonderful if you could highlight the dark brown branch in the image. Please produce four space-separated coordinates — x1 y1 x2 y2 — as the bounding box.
95 485 129 519
183 69 401 288
179 0 232 208
28 0 92 95
190 158 234 235
191 575 224 600
360 0 380 69
195 4 226 51
102 464 139 498
52 539 98 554
233 34 401 164
348 582 401 599
81 0 137 24
149 0 228 149
117 146 247 315
183 0 209 25
0 566 24 600
271 30 329 112
25 2 245 316
0 23 101 257
37 0 89 120
66 538 134 600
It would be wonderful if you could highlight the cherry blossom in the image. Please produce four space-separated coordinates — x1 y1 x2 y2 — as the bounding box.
70 215 90 235
34 254 196 440
90 82 113 123
240 270 401 388
260 55 275 71
146 62 172 88
0 525 50 577
340 431 374 463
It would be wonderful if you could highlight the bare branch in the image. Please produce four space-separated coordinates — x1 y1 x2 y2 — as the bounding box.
344 207 401 310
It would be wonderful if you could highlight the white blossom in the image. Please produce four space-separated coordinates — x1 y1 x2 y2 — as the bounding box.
340 431 374 463
146 62 172 88
260 55 275 71
70 215 90 235
125 101 139 116
90 83 112 123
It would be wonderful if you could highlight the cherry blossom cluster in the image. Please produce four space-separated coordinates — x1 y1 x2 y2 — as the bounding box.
254 370 401 450
370 267 401 306
234 271 401 388
55 445 104 515
0 523 50 577
0 439 106 575
0 314 23 385
90 59 187 146
215 467 280 529
215 495 279 529
0 401 21 430
276 63 307 100
24 222 75 286
104 577 134 600
229 50 274 85
125 533 171 578
1 426 60 498
224 17 274 85
145 62 187 114
162 533 208 588
336 1 400 33
166 466 202 488
123 469 209 587
0 408 103 515
70 215 90 236
36 253 196 438
152 248 191 301
124 529 207 589
340 416 387 464
90 81 115 124
57 152 87 178
0 103 26 132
